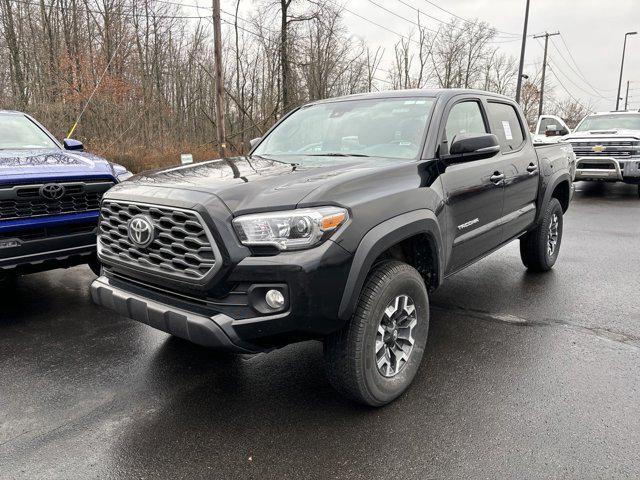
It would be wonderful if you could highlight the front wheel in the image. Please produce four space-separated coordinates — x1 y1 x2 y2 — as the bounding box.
519 198 564 272
323 260 430 407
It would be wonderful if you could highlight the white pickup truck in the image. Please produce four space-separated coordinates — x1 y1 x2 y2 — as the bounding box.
532 115 571 144
562 110 640 197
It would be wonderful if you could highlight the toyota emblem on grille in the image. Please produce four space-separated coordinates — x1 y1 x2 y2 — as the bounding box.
39 183 65 200
128 215 155 248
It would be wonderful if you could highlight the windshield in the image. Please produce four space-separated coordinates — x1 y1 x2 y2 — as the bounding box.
575 114 640 132
0 114 59 150
254 97 435 160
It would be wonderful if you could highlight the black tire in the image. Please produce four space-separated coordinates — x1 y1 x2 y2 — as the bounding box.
323 260 429 407
519 197 563 272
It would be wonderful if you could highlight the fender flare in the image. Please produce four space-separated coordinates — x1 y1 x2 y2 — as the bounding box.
337 209 443 321
535 171 571 224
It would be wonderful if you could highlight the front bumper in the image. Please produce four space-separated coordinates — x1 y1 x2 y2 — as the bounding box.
0 213 99 276
574 156 640 183
91 275 259 352
91 239 354 352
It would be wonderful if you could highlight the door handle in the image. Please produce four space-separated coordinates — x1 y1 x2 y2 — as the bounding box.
490 172 505 184
527 163 539 174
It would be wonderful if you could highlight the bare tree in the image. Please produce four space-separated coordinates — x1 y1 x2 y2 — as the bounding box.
551 98 591 128
0 1 555 169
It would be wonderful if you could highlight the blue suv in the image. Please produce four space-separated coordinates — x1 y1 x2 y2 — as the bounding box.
0 110 131 280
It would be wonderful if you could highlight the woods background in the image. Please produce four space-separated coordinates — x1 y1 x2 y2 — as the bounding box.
0 0 590 171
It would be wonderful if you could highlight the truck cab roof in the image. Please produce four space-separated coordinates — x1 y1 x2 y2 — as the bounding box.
307 88 513 106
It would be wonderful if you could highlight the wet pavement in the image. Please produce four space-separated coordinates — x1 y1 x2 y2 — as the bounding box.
1 181 639 479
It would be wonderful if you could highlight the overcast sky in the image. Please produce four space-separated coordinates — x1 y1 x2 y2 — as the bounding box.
214 0 640 112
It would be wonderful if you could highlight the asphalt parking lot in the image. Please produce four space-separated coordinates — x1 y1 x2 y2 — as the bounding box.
1 181 639 479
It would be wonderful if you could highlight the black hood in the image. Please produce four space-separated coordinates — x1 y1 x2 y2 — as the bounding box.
108 155 403 214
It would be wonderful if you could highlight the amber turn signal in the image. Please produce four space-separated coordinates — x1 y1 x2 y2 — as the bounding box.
321 212 347 231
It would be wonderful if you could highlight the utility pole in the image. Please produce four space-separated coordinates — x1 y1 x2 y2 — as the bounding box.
212 0 227 157
624 80 630 110
515 0 531 104
617 32 637 111
534 31 560 117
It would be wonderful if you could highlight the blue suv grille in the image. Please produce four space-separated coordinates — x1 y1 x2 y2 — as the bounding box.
0 181 113 221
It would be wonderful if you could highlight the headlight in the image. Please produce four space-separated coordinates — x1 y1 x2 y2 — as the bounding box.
112 163 133 181
232 206 348 251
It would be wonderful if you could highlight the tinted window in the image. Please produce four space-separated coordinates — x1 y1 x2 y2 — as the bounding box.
444 101 487 143
487 102 525 151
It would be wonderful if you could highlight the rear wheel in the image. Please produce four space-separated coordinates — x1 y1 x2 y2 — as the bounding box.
519 198 563 272
324 260 429 406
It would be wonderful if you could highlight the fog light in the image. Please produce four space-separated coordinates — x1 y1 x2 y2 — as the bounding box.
265 289 285 309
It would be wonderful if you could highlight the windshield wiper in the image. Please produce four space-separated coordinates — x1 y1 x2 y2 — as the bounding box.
250 154 300 168
305 152 370 157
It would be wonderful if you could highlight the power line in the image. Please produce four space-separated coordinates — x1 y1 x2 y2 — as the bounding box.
393 0 520 40
534 37 592 110
13 0 210 20
417 0 521 37
558 34 616 93
547 54 613 100
152 0 280 35
325 0 424 47
366 0 439 35
551 36 616 96
533 31 560 116
546 64 590 111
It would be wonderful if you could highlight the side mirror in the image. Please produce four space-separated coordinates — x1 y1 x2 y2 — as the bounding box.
249 137 262 150
63 138 84 151
545 124 558 137
445 133 500 164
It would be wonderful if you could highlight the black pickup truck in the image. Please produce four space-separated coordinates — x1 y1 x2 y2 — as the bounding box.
91 89 575 406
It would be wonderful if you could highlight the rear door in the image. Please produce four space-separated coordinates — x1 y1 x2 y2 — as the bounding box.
486 100 539 241
439 97 507 274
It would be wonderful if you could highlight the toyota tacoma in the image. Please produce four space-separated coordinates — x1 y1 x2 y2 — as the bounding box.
91 90 575 406
0 110 131 280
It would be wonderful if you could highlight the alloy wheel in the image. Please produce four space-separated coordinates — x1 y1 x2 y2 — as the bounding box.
548 213 559 256
375 295 418 377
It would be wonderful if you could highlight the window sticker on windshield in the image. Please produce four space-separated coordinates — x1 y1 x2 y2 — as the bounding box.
502 121 513 140
403 100 416 105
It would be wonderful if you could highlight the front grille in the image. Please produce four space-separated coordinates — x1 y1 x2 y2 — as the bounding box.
577 162 615 170
98 201 220 281
570 141 638 158
0 181 113 221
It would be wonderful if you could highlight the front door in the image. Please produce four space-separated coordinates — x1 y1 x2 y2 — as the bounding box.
439 98 506 274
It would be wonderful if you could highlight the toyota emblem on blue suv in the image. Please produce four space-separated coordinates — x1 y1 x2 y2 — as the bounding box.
39 183 66 200
127 215 155 248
